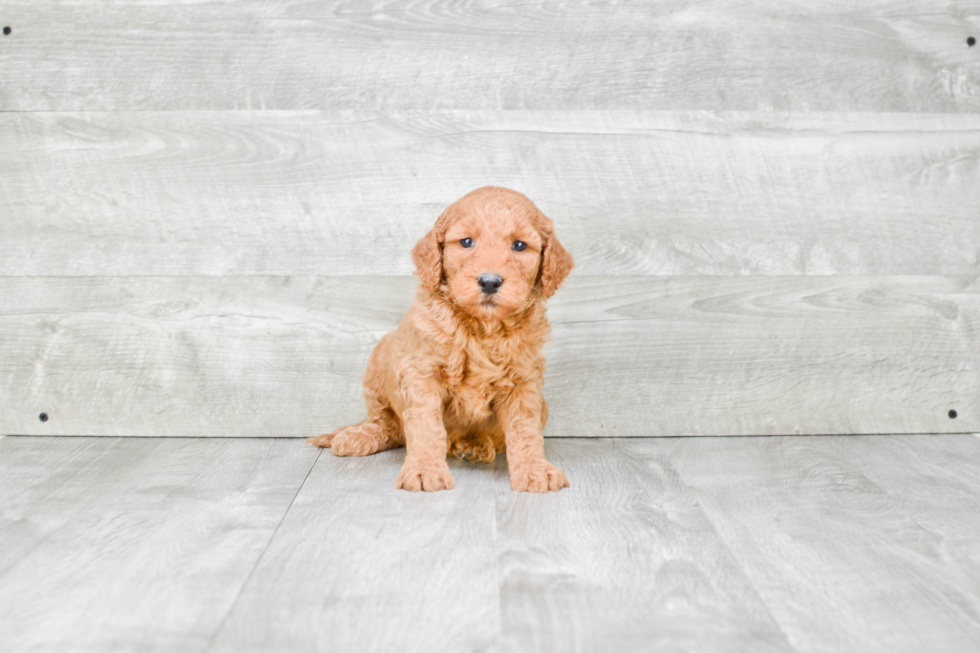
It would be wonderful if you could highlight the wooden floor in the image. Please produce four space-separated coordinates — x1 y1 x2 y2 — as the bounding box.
3 434 980 652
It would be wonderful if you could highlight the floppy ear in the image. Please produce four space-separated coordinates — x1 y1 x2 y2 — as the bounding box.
539 226 574 300
411 227 443 290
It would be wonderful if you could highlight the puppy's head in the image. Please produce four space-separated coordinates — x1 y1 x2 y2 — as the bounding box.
412 187 573 320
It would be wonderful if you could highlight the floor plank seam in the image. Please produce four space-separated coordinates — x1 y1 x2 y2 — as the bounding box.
667 457 802 653
202 446 323 652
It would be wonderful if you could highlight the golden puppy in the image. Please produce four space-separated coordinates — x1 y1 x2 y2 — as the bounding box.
309 186 574 492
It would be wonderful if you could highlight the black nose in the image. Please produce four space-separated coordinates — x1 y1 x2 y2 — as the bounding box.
477 273 503 294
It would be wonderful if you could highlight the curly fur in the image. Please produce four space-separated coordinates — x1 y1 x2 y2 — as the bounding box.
309 187 574 492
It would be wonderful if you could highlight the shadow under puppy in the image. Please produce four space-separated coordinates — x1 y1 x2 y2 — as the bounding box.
309 186 574 492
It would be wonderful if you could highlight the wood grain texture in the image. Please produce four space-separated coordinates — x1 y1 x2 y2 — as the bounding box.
822 434 980 553
2 110 978 277
208 439 793 653
9 436 980 651
1 275 975 437
0 1 978 112
547 274 979 436
491 439 792 653
666 434 980 652
0 276 407 438
208 446 501 653
0 436 319 653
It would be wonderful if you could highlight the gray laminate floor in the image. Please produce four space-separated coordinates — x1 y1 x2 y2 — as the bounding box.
2 434 979 653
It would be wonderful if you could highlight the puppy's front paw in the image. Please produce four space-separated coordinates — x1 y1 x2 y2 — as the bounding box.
509 460 570 493
396 458 455 492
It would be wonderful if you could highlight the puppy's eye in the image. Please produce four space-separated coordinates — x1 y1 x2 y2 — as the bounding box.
512 240 527 252
460 238 474 248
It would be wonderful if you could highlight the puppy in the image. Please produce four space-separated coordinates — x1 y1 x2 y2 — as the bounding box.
309 186 574 492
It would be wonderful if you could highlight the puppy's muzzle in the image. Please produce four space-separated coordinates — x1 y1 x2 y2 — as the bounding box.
477 273 503 295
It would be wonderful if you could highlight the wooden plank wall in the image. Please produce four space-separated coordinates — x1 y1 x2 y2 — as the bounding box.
1 0 978 437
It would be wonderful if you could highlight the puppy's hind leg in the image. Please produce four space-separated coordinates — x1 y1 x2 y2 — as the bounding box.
308 390 403 456
449 418 503 464
309 332 404 456
308 418 399 456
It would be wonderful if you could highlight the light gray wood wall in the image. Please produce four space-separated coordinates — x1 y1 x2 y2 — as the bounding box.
1 1 977 436
1 1 979 112
3 112 979 277
2 276 976 436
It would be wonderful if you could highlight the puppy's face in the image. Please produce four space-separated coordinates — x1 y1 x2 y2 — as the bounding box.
442 204 544 320
412 187 574 321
